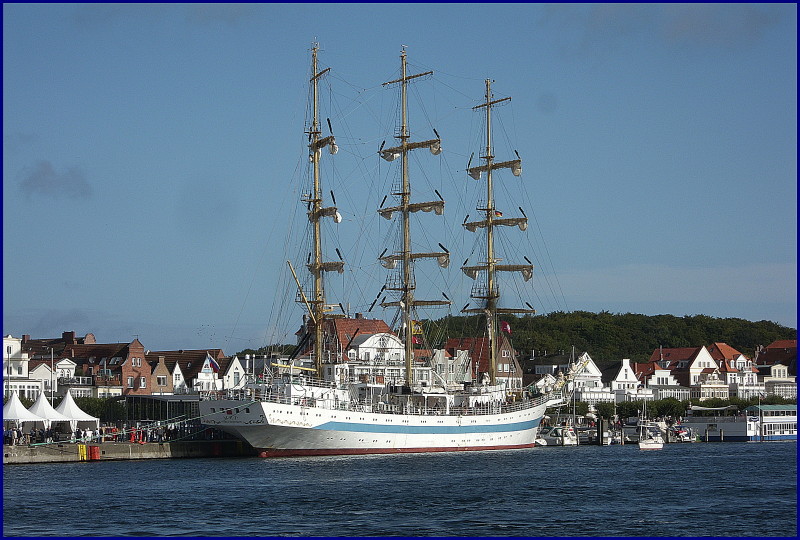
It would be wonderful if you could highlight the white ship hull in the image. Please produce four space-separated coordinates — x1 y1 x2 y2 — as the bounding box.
199 397 547 457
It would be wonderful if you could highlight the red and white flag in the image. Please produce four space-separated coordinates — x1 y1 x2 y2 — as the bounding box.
500 321 512 334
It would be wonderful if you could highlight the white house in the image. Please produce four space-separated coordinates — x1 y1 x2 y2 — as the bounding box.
762 364 797 399
708 342 763 399
170 362 189 394
342 332 407 385
191 353 223 392
571 352 615 407
431 348 472 387
221 356 247 390
3 335 43 400
611 359 654 402
28 363 56 399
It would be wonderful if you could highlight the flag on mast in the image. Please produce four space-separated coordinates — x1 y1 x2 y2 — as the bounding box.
500 321 512 334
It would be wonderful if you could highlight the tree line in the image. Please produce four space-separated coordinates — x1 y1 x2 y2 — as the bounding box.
235 311 795 370
426 311 796 369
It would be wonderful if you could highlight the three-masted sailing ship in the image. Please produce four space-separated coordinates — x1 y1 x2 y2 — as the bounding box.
198 46 557 456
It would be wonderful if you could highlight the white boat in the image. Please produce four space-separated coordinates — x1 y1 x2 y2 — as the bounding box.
681 404 797 442
637 402 664 450
535 425 578 446
198 46 570 457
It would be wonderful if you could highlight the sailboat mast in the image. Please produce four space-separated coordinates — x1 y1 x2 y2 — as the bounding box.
310 46 325 375
304 44 339 377
379 49 447 388
463 78 532 386
399 50 415 387
482 79 499 385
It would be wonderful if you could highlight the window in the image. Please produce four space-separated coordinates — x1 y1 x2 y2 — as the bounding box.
127 377 134 388
234 372 240 386
139 377 146 388
157 376 167 386
17 366 22 375
501 350 510 358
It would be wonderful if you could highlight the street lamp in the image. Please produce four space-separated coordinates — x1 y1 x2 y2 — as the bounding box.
6 345 11 400
48 347 54 402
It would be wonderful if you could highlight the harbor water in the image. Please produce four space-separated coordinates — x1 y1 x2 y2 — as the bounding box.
3 441 796 537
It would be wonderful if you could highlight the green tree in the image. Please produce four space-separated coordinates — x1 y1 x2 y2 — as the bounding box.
595 402 616 420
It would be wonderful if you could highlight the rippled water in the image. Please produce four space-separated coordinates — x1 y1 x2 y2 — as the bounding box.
3 441 796 536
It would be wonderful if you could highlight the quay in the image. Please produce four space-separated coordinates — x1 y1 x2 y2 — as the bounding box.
3 439 254 465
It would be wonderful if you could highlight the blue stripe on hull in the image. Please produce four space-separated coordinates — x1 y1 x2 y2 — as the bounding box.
314 418 540 434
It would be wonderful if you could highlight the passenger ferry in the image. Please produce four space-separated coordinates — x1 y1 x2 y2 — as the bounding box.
682 404 796 442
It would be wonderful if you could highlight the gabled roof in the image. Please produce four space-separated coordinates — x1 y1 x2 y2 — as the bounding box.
716 358 740 373
217 356 235 375
27 358 55 371
58 343 132 367
633 360 660 381
297 316 395 356
21 332 97 358
766 339 797 350
707 342 747 362
648 347 702 369
331 317 393 349
444 336 514 373
755 340 797 375
146 349 226 381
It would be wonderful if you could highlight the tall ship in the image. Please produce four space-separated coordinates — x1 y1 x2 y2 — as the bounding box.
198 46 572 456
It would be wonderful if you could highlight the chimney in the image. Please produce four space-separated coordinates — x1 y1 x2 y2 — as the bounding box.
22 334 30 343
62 331 76 344
355 313 363 319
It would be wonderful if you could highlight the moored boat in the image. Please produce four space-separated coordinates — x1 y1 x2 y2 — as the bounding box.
535 425 578 446
637 402 664 450
198 45 573 456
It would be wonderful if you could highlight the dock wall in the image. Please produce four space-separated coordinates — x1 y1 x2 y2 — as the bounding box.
3 440 254 465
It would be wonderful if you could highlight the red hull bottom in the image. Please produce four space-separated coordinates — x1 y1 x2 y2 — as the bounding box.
257 442 536 458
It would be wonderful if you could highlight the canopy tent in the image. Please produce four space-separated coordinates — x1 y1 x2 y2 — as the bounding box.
27 392 72 430
3 391 45 428
54 390 99 433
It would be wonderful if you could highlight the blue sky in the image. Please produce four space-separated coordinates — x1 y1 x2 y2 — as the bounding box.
3 3 797 354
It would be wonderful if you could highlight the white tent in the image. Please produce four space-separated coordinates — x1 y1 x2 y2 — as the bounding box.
27 392 72 430
3 391 45 428
54 390 99 433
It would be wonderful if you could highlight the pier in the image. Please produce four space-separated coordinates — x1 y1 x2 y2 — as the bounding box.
3 439 253 465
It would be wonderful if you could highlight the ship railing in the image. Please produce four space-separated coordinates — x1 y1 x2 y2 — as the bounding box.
281 375 336 388
206 387 547 416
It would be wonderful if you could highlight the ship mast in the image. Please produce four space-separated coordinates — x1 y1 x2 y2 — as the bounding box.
379 48 449 387
304 44 341 377
463 79 534 385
